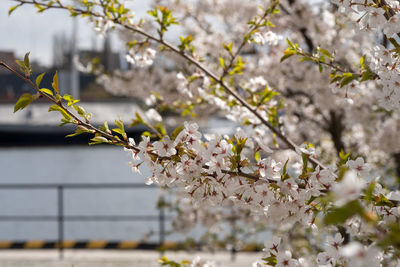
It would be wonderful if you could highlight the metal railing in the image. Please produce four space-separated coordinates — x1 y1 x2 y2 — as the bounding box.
0 183 167 259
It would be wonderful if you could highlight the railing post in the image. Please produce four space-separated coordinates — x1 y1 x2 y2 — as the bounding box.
57 186 64 260
158 196 165 247
230 210 237 262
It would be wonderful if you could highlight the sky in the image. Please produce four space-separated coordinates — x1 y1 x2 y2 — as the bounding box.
0 1 149 66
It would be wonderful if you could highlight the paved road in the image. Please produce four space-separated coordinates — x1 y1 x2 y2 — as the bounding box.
0 250 264 267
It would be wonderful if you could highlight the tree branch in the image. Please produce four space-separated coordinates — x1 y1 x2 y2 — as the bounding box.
11 0 326 169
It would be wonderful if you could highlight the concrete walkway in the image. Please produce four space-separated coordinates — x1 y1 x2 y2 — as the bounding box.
0 250 264 267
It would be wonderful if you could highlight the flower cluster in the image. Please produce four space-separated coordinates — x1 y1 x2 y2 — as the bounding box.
92 17 114 37
253 31 283 46
121 116 400 266
124 122 368 231
125 48 157 67
332 0 400 112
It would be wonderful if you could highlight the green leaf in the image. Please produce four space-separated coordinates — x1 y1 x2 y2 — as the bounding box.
31 92 40 101
297 152 309 180
63 94 79 106
155 122 167 136
158 256 181 267
286 38 294 48
170 125 184 141
36 72 46 87
8 5 19 15
219 57 225 68
142 131 152 137
375 194 394 207
52 71 59 93
112 128 125 135
360 55 366 69
14 93 33 113
59 117 71 127
340 73 358 87
364 181 376 204
299 56 314 62
16 54 32 77
319 48 331 58
100 121 111 133
85 112 92 122
73 105 86 116
66 126 91 138
113 118 126 138
15 60 26 71
266 20 275 27
89 136 109 145
103 121 110 132
360 70 375 82
40 88 53 96
178 35 193 51
339 149 351 161
280 50 295 62
130 112 145 127
262 254 277 266
223 42 233 55
281 159 290 181
34 3 46 12
24 52 30 68
136 112 144 123
235 138 247 156
115 118 125 132
330 74 342 84
323 200 363 225
48 104 71 121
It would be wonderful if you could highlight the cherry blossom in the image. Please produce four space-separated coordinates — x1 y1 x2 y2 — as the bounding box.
332 170 365 206
257 157 282 180
346 157 371 176
153 136 176 157
276 251 298 267
126 48 157 68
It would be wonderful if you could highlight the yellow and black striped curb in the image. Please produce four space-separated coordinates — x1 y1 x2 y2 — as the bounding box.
0 241 181 250
0 241 263 251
